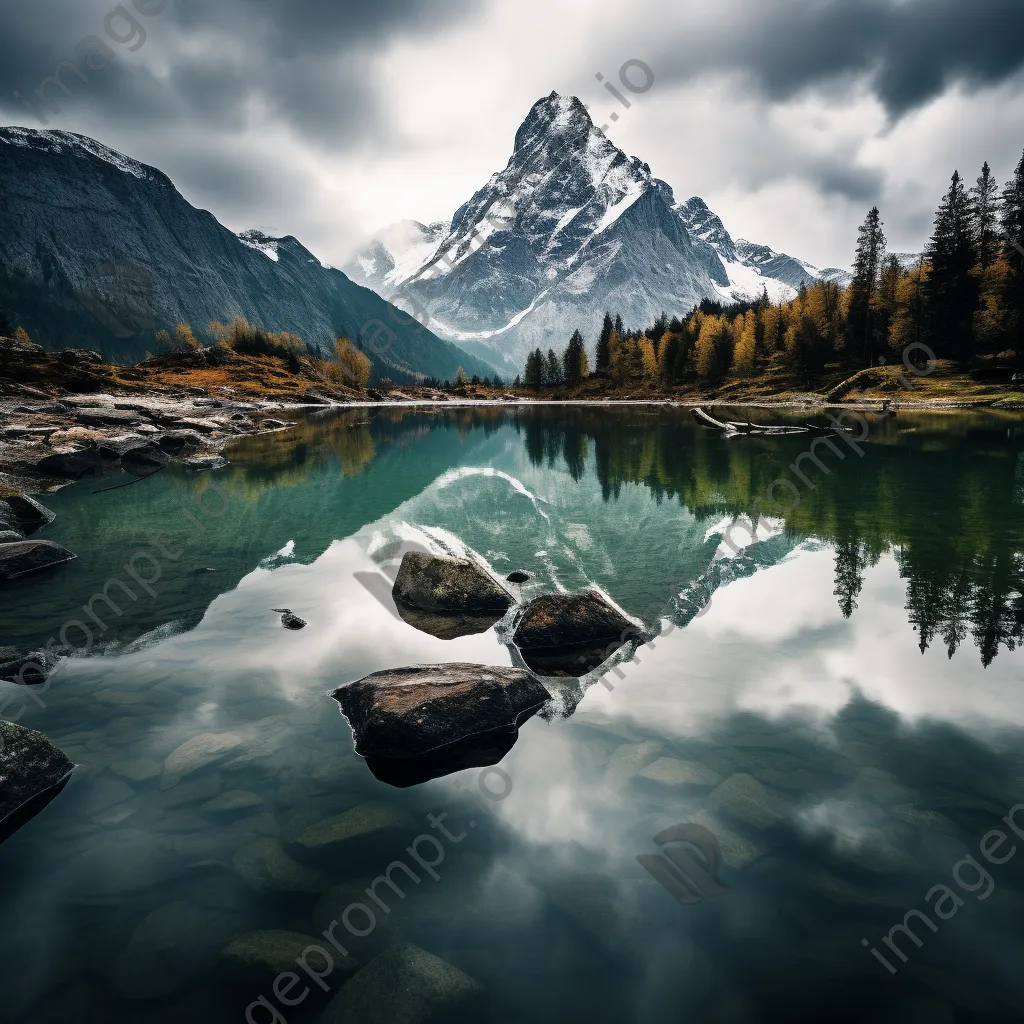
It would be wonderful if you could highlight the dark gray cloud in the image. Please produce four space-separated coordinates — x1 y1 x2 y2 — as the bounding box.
1 0 479 137
655 0 1024 119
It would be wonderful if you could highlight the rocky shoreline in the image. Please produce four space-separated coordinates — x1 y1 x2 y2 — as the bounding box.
0 387 330 496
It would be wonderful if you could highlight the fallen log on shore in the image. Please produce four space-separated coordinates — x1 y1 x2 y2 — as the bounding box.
691 407 845 437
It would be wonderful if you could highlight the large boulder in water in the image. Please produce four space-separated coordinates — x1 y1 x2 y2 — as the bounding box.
0 494 55 538
0 720 75 844
317 944 485 1024
0 540 76 582
332 664 550 787
393 552 512 614
392 552 514 640
512 590 643 676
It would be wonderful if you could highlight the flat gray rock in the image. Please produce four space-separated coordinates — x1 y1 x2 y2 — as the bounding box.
316 944 485 1024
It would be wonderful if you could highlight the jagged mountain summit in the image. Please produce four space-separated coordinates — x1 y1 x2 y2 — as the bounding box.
0 127 493 381
345 92 846 368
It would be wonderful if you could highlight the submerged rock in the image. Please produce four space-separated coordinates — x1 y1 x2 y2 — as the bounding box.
708 773 787 829
0 540 77 581
512 590 642 675
638 757 724 789
392 551 512 614
272 608 306 630
506 570 531 584
233 838 329 894
286 802 416 867
200 790 264 818
332 664 550 786
111 900 246 1000
222 929 357 989
604 741 663 783
0 720 75 844
317 944 485 1024
160 731 248 789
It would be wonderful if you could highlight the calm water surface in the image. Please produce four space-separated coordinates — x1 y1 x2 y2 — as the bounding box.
2 405 1024 1023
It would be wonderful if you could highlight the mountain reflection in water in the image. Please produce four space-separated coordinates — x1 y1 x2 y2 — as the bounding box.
0 405 1023 1023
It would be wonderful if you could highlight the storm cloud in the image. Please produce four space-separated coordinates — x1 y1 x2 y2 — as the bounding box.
0 0 1022 272
653 0 1024 119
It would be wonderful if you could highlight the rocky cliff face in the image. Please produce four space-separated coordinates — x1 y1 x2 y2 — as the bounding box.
0 128 492 381
345 93 848 368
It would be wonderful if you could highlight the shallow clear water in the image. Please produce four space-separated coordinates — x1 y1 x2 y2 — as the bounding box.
2 405 1024 1023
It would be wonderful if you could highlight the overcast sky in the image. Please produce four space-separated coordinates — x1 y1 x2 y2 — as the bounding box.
3 0 1024 271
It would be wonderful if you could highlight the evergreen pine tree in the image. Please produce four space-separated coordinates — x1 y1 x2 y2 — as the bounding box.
562 329 587 386
523 349 544 390
1002 149 1024 250
545 348 562 388
925 171 979 360
971 161 1001 271
596 313 613 372
614 314 624 338
846 206 887 363
1000 150 1024 359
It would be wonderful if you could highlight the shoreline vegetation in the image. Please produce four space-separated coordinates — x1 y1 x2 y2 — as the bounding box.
3 327 1023 499
509 151 1024 411
4 145 1024 494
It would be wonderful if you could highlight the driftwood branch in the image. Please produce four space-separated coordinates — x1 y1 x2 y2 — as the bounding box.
691 407 844 437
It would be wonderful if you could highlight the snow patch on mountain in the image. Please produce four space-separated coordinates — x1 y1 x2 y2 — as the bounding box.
597 183 645 232
238 229 281 262
715 259 798 305
0 127 158 181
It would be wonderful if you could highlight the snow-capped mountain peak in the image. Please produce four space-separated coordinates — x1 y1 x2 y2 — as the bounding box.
343 93 844 368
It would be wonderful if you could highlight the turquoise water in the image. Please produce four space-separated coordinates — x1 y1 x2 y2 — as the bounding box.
2 405 1024 1022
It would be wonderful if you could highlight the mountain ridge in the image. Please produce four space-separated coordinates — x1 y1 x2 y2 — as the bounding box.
0 127 494 382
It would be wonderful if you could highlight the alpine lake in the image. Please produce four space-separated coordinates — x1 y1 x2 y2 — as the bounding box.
3 402 1024 1024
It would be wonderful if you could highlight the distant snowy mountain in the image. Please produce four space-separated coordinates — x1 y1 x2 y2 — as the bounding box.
345 92 845 367
892 252 923 272
345 220 448 294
